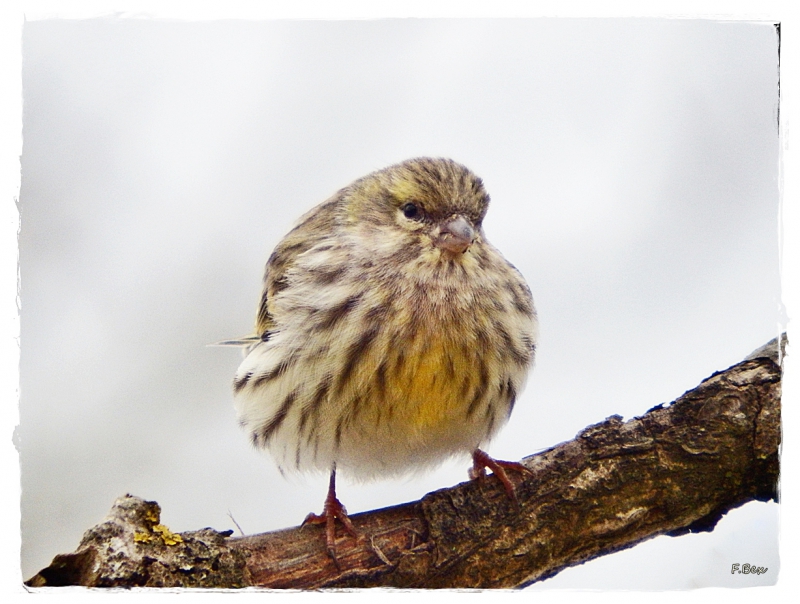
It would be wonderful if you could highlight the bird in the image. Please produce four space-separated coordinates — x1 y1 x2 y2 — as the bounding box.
230 157 538 562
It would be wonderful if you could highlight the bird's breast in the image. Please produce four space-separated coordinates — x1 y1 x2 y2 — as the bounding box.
385 329 477 431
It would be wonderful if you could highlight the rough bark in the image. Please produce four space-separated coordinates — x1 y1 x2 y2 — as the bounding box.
26 336 784 590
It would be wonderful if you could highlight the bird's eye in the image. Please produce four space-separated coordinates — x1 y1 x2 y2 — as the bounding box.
401 203 420 219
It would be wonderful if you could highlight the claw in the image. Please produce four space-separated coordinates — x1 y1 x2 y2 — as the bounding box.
471 449 532 500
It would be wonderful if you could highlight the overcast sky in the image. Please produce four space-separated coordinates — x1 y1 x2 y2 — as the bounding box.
12 13 790 589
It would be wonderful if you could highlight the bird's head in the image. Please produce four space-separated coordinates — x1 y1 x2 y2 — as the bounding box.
343 157 490 260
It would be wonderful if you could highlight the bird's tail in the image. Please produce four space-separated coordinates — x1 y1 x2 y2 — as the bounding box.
208 334 261 347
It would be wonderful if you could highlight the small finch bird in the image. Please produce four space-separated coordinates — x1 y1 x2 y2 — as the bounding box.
231 157 537 560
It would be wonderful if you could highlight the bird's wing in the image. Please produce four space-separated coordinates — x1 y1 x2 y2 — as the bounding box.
255 193 344 336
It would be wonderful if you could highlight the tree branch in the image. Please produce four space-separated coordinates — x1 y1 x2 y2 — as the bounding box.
26 336 783 589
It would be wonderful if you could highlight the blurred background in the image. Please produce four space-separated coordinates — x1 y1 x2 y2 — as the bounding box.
18 18 782 587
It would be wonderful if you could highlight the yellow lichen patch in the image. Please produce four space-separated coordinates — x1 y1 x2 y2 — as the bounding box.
152 524 183 546
134 524 183 546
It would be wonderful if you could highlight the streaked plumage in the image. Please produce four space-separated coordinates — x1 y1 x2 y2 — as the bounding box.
230 157 537 558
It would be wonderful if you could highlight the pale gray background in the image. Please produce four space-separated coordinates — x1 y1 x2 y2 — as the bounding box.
19 18 781 587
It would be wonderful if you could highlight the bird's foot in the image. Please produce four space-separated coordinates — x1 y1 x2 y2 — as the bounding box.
470 448 532 500
301 471 358 568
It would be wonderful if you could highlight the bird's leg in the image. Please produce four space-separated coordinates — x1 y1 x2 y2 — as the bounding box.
470 448 532 500
301 466 358 565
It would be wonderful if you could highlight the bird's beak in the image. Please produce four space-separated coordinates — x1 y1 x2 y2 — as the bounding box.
434 215 475 254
